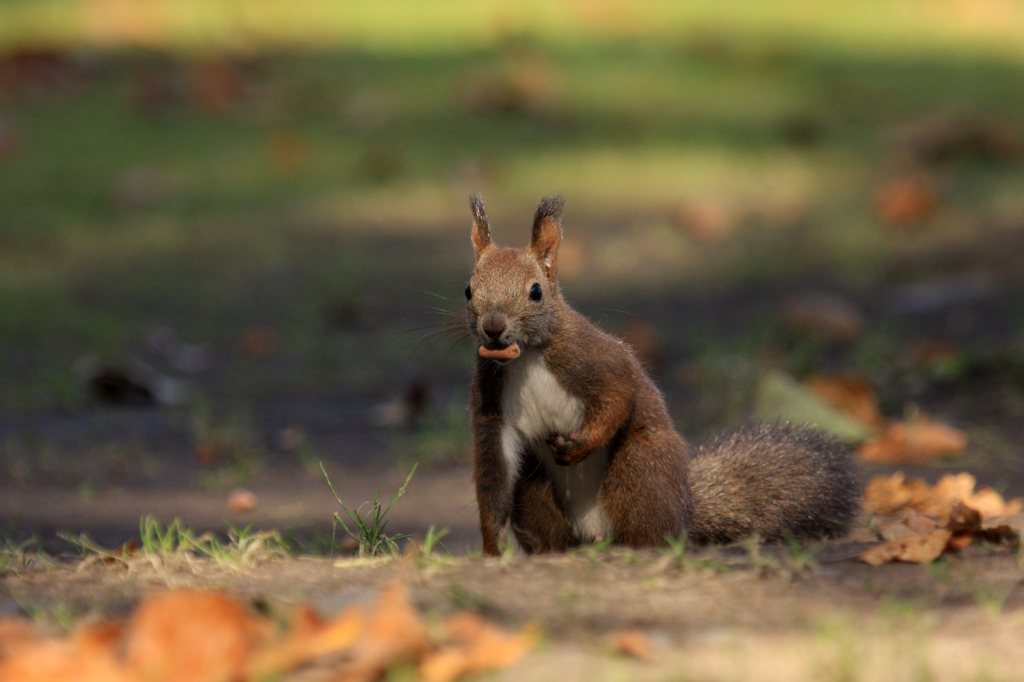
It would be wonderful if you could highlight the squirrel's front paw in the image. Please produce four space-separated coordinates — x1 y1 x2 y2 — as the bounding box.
547 432 586 466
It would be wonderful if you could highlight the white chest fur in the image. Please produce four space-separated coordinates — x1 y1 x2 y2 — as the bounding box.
501 350 584 442
499 350 613 541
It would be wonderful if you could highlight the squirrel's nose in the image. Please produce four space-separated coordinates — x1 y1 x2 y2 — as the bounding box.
481 313 507 341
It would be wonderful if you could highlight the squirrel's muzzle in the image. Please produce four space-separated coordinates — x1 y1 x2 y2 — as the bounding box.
480 313 507 342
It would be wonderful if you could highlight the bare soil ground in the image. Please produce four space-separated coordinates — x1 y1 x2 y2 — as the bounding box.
5 519 1024 681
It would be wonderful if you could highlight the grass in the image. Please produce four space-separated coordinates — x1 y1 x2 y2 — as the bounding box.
320 461 418 557
59 515 288 567
781 532 824 577
661 530 689 568
412 525 451 570
0 537 52 575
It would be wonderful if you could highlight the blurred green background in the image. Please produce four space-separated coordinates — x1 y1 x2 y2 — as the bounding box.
3 0 1024 536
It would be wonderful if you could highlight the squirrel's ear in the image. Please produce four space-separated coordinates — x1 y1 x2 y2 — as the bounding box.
469 193 491 262
530 194 564 281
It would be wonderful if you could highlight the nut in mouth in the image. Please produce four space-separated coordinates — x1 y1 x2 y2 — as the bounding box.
478 342 521 361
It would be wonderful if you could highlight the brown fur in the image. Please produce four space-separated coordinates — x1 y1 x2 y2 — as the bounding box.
467 194 860 554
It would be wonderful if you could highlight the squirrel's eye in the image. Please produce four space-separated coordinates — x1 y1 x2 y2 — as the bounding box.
529 283 542 302
464 284 472 300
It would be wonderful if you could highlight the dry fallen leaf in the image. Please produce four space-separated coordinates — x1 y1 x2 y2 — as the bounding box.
0 621 129 682
0 583 538 682
125 590 264 682
862 471 1019 522
227 488 258 513
858 418 967 464
860 474 1022 564
610 628 656 660
927 473 979 518
904 510 939 535
807 374 884 429
340 582 433 682
875 174 938 226
251 603 365 678
945 501 985 552
859 529 953 566
965 487 1023 520
0 616 35 657
442 610 487 644
420 611 540 682
862 472 929 515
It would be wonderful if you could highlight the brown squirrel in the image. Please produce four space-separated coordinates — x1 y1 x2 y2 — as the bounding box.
465 194 860 555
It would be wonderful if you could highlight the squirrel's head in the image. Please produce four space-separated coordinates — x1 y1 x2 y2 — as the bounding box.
465 194 565 364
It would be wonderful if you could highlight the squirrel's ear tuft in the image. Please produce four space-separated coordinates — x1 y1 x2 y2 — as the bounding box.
530 194 563 281
470 193 491 262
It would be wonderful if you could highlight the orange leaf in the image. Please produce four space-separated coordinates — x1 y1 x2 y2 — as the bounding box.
421 611 540 682
0 616 36 657
905 510 939 535
861 474 1021 563
862 472 932 515
251 604 365 678
875 174 938 226
465 623 539 672
904 420 968 458
859 529 953 565
0 621 129 682
610 628 655 660
966 487 1023 520
919 473 976 520
125 590 263 682
859 419 967 464
226 488 258 513
864 472 991 522
442 611 487 644
337 582 433 682
420 648 476 682
807 374 883 428
306 606 365 656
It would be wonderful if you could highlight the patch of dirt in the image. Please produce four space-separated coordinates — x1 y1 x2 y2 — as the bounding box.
4 536 1024 681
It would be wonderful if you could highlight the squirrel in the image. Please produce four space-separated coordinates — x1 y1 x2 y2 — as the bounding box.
464 193 861 555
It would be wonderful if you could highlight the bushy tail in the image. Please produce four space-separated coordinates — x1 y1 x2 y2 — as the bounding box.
686 424 861 544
